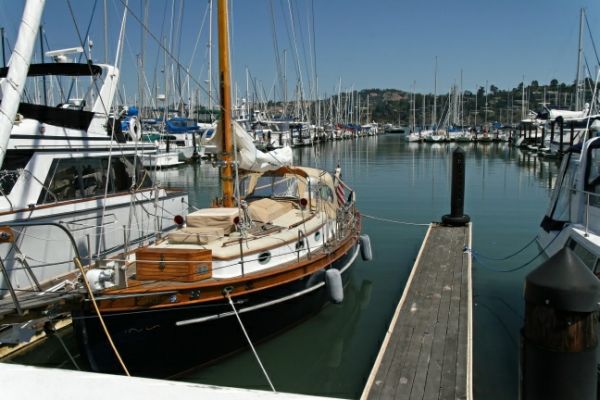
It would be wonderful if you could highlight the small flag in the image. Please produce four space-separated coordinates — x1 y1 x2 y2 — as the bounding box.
336 183 345 206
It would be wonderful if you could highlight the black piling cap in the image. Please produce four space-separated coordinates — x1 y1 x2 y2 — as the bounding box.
525 248 600 312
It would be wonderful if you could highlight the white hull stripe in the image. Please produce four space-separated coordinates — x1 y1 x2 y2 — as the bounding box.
175 243 360 327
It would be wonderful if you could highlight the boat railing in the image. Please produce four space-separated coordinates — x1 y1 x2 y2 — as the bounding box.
297 229 311 261
0 221 83 318
571 188 600 237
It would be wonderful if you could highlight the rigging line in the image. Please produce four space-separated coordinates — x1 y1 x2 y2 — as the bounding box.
185 1 210 77
285 0 306 106
224 289 276 393
585 12 600 67
464 235 537 261
361 213 429 227
65 0 98 103
149 0 168 107
268 0 284 103
46 314 81 370
117 0 220 109
295 0 312 101
74 256 131 376
65 0 112 117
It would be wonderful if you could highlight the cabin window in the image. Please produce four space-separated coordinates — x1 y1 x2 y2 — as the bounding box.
314 231 321 241
39 158 108 203
295 240 305 251
567 238 597 271
320 185 334 202
585 147 600 207
0 152 33 195
237 176 252 198
550 153 577 222
39 155 151 203
250 176 299 199
258 251 271 264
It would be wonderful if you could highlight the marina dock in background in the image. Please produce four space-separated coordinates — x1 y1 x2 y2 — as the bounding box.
361 222 473 400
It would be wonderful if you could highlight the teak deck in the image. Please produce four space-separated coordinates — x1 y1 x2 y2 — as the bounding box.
362 223 472 400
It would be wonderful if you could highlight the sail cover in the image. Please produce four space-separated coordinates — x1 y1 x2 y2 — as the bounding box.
548 103 590 121
214 120 293 172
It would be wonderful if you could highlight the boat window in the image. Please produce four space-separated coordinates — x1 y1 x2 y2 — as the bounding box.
237 176 252 198
314 231 321 241
39 158 108 203
39 155 151 203
567 238 597 271
114 156 152 190
320 185 334 203
585 147 600 207
549 153 577 222
250 176 299 199
0 152 33 195
258 251 271 264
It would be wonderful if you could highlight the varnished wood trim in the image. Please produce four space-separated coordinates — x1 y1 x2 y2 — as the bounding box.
95 220 361 312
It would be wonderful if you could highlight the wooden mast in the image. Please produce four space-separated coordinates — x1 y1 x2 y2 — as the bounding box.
218 0 234 207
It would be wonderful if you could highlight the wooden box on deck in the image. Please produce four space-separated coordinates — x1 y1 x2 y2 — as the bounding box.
135 247 213 282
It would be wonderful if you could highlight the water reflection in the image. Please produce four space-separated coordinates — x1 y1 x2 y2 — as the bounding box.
7 136 561 400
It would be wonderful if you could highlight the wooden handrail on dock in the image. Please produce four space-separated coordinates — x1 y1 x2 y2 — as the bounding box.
362 223 473 400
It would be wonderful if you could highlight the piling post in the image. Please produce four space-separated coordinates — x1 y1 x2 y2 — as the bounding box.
550 121 555 144
520 125 523 140
521 248 600 400
559 117 564 152
442 147 470 226
570 121 575 147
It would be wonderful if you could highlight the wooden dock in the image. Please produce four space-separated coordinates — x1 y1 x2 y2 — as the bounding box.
362 223 472 400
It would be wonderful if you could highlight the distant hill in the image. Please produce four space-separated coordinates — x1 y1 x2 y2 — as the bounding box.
332 80 587 127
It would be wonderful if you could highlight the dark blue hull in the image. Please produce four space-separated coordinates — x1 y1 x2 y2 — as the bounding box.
72 242 359 378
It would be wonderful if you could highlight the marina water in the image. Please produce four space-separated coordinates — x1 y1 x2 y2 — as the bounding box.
6 135 557 399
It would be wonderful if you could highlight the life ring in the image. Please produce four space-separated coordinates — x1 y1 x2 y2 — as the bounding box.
128 117 142 142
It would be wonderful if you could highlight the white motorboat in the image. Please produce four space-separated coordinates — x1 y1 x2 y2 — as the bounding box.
538 135 600 274
0 2 188 343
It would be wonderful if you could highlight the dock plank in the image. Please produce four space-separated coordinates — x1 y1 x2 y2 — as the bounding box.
362 223 472 400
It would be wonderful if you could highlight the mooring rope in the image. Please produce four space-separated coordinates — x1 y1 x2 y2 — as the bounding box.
224 289 276 393
45 318 81 371
74 257 130 376
361 213 430 227
464 235 538 261
464 233 558 273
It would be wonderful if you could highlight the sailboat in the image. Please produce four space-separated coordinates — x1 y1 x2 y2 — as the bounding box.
71 0 367 378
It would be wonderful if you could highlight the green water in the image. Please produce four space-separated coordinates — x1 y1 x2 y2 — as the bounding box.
6 136 557 399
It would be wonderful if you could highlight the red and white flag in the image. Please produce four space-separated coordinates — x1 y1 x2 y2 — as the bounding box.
336 182 345 206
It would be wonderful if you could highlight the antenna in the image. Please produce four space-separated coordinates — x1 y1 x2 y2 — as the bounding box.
45 46 84 63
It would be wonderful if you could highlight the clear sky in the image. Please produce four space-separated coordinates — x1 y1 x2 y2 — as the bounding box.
1 0 599 103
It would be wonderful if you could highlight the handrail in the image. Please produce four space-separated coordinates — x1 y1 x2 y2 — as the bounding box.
0 221 83 318
567 188 600 236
